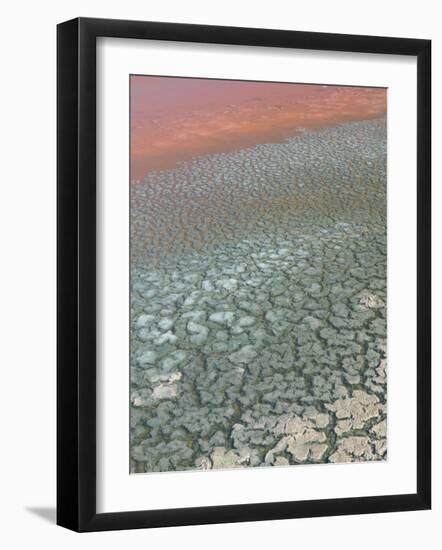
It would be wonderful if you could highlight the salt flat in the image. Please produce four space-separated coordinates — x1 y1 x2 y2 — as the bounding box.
130 118 387 473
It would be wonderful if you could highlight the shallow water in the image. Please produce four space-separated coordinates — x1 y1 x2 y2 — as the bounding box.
130 118 387 473
131 78 386 176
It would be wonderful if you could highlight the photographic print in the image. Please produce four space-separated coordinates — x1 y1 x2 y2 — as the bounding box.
129 76 387 474
57 18 431 530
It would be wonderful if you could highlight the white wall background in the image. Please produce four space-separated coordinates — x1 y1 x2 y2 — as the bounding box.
0 0 439 547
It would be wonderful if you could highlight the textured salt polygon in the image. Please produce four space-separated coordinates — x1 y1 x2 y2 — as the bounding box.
130 118 387 473
131 119 386 264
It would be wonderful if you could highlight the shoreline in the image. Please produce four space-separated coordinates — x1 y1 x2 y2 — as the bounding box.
131 80 386 180
130 118 387 265
131 114 387 184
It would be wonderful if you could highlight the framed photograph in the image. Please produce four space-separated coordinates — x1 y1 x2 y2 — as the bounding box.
57 17 431 532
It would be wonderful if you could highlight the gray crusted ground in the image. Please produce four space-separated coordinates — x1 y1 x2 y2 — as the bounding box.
130 118 387 473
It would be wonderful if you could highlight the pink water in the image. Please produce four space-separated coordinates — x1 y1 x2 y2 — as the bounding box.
131 76 386 180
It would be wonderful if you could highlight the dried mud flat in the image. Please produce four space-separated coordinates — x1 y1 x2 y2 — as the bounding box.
130 118 387 473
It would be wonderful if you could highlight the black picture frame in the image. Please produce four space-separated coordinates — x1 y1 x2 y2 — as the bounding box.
57 17 431 532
